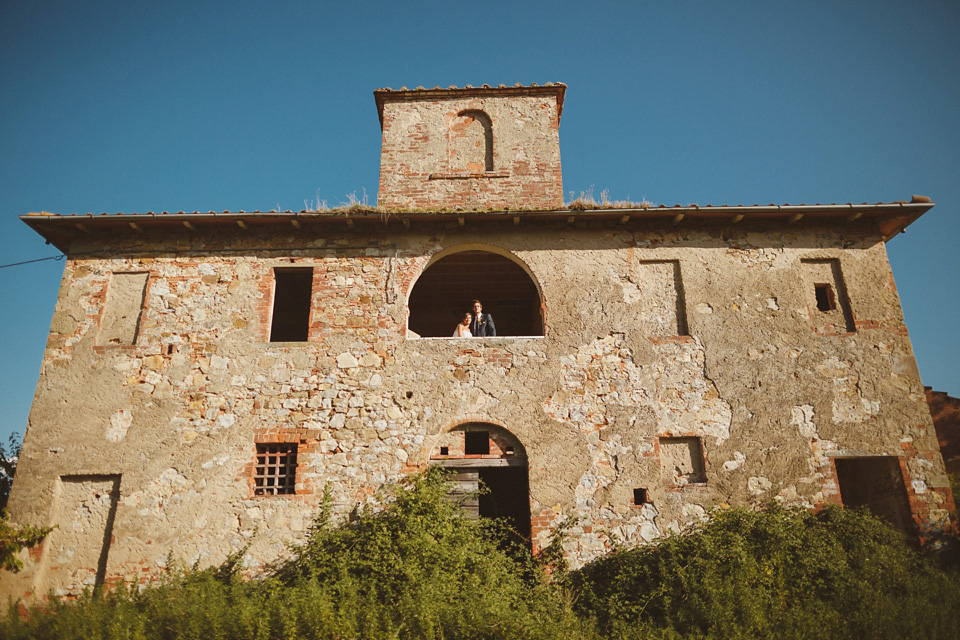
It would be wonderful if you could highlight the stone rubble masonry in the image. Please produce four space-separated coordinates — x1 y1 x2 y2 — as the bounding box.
2 221 953 601
376 85 564 210
2 85 952 601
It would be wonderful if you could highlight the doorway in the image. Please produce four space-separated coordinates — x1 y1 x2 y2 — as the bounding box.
834 456 914 537
431 424 532 545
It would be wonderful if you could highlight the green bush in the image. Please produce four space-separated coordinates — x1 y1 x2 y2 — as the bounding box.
570 503 960 640
1 467 584 640
4 473 959 640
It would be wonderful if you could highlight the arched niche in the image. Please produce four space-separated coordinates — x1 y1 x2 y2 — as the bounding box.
407 246 544 338
450 109 493 171
430 423 531 543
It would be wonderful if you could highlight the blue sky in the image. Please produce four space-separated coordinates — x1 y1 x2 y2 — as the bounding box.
1 0 958 446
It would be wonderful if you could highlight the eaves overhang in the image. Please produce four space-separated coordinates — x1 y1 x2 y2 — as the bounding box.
21 198 934 255
374 82 566 129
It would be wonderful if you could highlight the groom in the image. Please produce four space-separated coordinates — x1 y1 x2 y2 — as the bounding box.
470 299 496 337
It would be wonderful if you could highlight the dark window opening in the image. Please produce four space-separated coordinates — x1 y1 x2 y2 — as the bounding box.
270 268 313 342
814 283 836 312
408 250 543 337
835 457 914 538
440 446 449 456
465 431 490 455
505 445 515 455
633 488 649 505
254 443 298 495
478 467 531 543
802 259 855 332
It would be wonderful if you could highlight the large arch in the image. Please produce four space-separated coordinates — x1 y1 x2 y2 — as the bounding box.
429 422 531 544
407 245 545 338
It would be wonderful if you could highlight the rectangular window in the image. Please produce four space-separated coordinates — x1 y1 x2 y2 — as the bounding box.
254 443 298 495
801 259 855 333
814 283 836 312
270 268 313 342
464 431 490 455
659 437 706 484
98 272 149 345
45 475 121 595
634 260 689 336
633 488 649 505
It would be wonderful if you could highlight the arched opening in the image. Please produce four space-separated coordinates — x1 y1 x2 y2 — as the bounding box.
450 109 493 171
407 249 544 338
431 423 531 545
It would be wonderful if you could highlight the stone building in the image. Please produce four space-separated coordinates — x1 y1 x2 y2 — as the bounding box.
2 83 954 601
926 388 960 476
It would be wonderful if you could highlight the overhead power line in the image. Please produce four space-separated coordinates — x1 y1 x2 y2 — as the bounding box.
0 255 65 270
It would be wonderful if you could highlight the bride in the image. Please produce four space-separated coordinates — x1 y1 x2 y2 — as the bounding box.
453 311 473 337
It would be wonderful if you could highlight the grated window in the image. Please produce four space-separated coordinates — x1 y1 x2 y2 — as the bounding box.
254 443 298 495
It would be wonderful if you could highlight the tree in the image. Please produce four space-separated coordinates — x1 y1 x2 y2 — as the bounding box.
0 432 52 572
0 432 21 512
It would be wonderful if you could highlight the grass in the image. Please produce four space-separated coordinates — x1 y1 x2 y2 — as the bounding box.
567 186 655 211
300 186 656 215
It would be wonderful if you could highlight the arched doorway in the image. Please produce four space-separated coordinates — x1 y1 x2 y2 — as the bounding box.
408 249 544 338
430 423 531 543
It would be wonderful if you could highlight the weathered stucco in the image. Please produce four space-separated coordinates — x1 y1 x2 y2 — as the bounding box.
3 84 952 602
2 221 952 600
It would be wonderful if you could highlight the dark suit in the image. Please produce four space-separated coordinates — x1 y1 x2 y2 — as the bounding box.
471 312 496 337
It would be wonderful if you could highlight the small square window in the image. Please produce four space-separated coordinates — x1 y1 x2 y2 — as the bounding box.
814 283 836 312
464 431 489 455
254 443 298 495
659 437 707 484
633 488 649 505
439 446 449 456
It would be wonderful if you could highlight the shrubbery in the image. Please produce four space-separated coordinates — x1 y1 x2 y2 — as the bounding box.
1 468 583 639
571 504 960 640
2 469 959 639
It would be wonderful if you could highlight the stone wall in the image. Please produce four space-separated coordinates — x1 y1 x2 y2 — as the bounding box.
377 87 564 210
2 222 952 600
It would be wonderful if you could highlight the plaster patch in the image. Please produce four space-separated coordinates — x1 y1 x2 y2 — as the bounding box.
106 409 133 442
748 476 773 495
818 357 880 423
791 405 817 439
723 451 746 471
